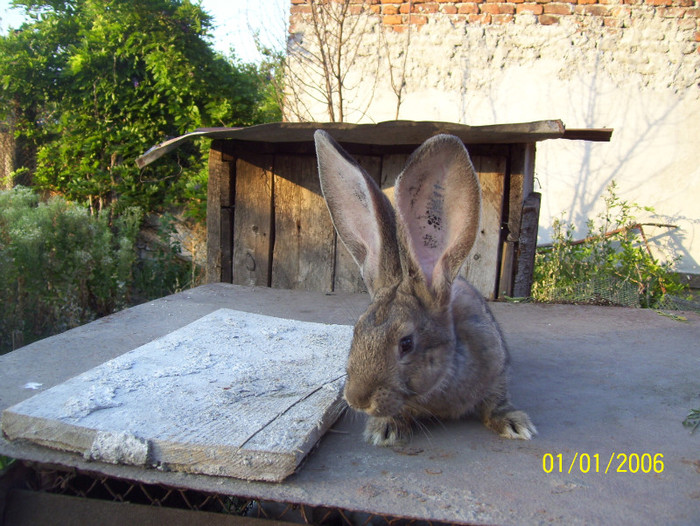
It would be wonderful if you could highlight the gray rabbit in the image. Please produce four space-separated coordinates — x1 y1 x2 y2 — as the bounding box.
315 130 536 446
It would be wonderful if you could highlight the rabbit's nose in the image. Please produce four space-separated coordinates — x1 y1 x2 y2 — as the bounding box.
343 381 372 412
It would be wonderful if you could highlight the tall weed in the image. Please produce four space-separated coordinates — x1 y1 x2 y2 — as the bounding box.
533 182 686 308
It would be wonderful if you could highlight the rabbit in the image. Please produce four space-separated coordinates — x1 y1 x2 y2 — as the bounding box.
314 129 536 446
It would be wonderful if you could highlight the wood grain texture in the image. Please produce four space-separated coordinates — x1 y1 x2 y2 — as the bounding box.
206 144 225 283
513 192 542 298
232 156 274 287
2 309 353 482
271 156 335 291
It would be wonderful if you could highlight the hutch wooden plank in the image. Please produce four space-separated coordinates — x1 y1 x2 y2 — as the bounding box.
139 120 612 299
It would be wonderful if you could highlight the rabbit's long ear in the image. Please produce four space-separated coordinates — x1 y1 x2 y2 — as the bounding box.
315 130 400 296
395 134 480 303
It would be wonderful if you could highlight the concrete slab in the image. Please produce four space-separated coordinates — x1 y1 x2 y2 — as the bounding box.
1 283 699 525
2 309 352 482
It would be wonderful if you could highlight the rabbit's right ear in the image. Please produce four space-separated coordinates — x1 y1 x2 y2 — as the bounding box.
315 130 400 296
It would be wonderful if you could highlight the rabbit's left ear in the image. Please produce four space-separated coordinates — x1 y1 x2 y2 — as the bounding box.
395 135 481 302
315 130 400 296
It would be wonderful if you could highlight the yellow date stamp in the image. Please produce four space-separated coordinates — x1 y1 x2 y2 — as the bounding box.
542 453 664 474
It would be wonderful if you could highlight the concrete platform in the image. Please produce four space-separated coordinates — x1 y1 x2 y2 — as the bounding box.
1 283 699 525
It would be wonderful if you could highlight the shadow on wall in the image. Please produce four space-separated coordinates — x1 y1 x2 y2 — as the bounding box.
531 47 699 274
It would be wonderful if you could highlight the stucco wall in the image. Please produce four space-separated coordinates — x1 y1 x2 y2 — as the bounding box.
287 0 700 275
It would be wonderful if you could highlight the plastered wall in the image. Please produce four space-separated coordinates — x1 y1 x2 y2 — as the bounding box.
287 0 700 275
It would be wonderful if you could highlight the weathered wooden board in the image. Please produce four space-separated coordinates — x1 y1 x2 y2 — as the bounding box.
513 192 542 298
271 156 335 291
460 156 506 299
232 155 273 287
1 309 353 482
206 143 234 284
137 120 582 167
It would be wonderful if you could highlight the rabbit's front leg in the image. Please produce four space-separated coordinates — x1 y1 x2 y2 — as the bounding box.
363 415 410 446
478 395 537 440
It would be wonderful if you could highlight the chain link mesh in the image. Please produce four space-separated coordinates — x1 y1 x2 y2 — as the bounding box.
13 463 460 526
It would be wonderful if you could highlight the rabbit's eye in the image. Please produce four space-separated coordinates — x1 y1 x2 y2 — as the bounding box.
398 335 414 357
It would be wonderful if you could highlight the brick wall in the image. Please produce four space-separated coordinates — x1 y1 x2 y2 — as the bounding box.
290 0 699 51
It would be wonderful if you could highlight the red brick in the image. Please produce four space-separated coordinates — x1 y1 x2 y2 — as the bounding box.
644 0 672 5
481 3 516 13
517 3 544 13
442 4 459 13
383 14 403 24
543 3 572 14
458 3 480 14
695 31 700 42
383 5 400 14
469 13 492 22
409 14 429 23
480 3 498 12
349 4 369 15
290 5 312 15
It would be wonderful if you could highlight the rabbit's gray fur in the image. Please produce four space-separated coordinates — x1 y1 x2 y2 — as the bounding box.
315 130 535 446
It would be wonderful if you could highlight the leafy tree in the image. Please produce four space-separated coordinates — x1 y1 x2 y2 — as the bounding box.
0 0 276 219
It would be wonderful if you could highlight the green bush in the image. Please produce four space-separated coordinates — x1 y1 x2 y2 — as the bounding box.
131 213 204 302
0 187 141 353
533 182 686 308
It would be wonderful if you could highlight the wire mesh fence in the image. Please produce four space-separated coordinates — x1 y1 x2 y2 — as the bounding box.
10 462 462 526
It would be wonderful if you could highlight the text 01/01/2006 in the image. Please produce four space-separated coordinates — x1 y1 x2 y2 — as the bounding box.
542 453 664 474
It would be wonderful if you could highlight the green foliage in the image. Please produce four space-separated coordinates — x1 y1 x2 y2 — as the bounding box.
0 455 14 471
132 213 203 301
0 0 278 218
683 408 700 434
533 182 686 309
0 186 141 353
253 42 285 123
0 187 203 353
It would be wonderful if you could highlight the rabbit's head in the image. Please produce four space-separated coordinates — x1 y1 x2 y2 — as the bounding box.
315 130 481 421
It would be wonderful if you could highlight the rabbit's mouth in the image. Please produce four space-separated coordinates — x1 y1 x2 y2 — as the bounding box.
344 384 405 418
